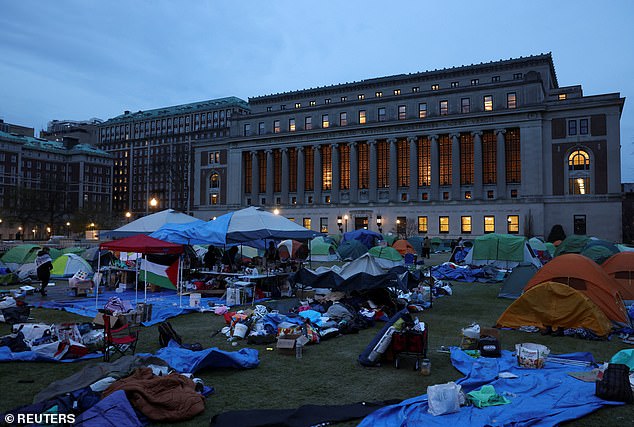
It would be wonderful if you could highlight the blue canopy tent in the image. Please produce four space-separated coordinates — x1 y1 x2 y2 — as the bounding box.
342 229 382 249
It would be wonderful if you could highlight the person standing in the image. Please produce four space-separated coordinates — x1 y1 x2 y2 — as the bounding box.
423 236 431 259
36 247 53 296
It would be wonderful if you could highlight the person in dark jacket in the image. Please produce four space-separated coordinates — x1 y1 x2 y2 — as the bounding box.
35 247 53 296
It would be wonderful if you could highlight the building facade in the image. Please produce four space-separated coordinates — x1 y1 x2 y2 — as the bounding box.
192 54 624 241
0 130 113 240
97 97 250 218
40 118 103 147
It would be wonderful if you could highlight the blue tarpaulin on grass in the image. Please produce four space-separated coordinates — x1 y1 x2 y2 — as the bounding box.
139 340 260 373
0 346 102 363
74 390 142 427
358 348 623 427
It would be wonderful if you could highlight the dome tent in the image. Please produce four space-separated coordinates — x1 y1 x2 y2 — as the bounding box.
392 240 417 256
463 234 541 269
309 237 340 262
337 239 368 261
51 253 94 278
602 252 634 301
368 246 404 269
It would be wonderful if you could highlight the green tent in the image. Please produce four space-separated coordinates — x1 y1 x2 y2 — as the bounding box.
382 234 398 246
62 247 85 255
471 234 527 263
368 245 403 261
309 237 340 261
554 235 590 257
0 244 41 265
545 242 556 256
581 240 619 264
51 253 94 278
337 239 368 260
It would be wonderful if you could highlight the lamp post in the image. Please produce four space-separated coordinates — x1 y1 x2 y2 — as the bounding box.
32 228 37 240
46 226 51 239
343 214 349 233
396 219 401 239
125 211 132 223
273 208 280 215
18 226 23 241
66 222 71 238
376 215 383 233
149 197 158 210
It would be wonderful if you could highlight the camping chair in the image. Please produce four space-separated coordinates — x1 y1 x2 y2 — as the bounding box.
103 314 139 362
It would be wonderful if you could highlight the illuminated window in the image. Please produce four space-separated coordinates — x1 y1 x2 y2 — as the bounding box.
482 130 497 184
320 217 328 233
438 135 452 185
418 136 431 186
419 103 427 118
484 95 493 111
440 100 448 116
322 114 329 128
359 110 367 124
209 151 220 164
274 150 281 192
375 91 383 98
422 193 429 200
210 172 220 189
341 96 347 102
443 191 449 200
378 107 386 122
461 98 470 113
492 76 500 83
460 133 474 185
431 84 439 91
418 216 428 233
558 94 567 100
340 112 348 126
303 218 312 229
295 103 301 109
397 139 409 187
461 216 472 233
396 217 407 236
304 147 314 191
305 116 312 130
398 105 406 120
507 215 519 234
321 145 332 190
569 150 590 170
505 128 521 184
209 193 219 205
465 191 472 200
377 141 389 188
289 118 296 132
451 81 459 88
339 144 350 190
439 216 449 233
568 149 591 195
289 148 297 192
412 86 420 93
358 143 369 189
310 100 316 107
273 120 280 133
325 98 331 104
507 92 517 109
484 216 495 233
258 151 267 193
513 73 523 80
471 79 479 85
358 94 365 100
394 89 401 95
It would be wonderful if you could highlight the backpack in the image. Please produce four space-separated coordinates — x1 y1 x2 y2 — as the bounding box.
158 321 202 351
595 363 634 403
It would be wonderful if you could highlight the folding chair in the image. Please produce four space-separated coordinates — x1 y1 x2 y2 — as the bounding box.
103 314 139 362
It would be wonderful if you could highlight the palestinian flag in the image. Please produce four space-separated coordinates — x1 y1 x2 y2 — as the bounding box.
139 259 178 290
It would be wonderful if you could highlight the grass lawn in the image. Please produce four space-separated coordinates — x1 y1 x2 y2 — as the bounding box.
1 256 633 426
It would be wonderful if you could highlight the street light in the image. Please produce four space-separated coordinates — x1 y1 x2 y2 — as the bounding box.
273 208 280 215
125 211 132 222
376 215 383 233
46 227 51 238
66 222 71 237
343 214 349 233
337 216 343 233
32 228 36 239
150 198 158 208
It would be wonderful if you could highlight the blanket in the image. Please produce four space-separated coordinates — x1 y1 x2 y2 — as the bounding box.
358 348 624 427
103 367 204 422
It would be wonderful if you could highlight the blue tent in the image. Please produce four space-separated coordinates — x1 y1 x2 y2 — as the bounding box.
337 239 368 260
342 229 382 249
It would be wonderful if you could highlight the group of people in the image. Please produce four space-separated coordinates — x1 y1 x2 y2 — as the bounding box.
202 242 280 273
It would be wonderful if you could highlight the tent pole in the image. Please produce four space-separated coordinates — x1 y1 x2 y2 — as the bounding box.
178 255 183 308
144 254 148 303
135 252 140 306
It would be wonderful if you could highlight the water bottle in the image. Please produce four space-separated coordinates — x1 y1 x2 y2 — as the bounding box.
295 343 303 359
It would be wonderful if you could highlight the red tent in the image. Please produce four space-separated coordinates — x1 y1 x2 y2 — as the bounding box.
100 234 183 254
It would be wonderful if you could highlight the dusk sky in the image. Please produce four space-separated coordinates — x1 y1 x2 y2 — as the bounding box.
1 1 633 180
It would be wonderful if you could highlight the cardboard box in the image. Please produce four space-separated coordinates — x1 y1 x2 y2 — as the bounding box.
93 313 119 328
480 327 500 340
276 334 301 355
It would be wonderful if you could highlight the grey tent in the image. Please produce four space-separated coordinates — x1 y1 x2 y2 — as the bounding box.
498 263 538 299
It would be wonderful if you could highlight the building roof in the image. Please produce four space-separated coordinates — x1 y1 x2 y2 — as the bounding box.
250 53 558 102
102 96 250 124
0 130 111 157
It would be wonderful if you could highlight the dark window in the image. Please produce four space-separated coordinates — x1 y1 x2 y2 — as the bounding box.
492 76 500 82
568 120 577 136
482 131 497 184
289 148 297 192
505 128 521 184
258 122 265 135
358 143 369 189
304 147 314 191
339 144 350 190
397 139 409 187
378 107 386 122
579 119 588 135
461 98 470 113
440 100 449 115
305 117 312 130
574 215 586 234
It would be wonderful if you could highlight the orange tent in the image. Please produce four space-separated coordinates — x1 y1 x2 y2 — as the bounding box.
497 281 613 337
524 253 629 325
602 252 634 300
392 240 417 256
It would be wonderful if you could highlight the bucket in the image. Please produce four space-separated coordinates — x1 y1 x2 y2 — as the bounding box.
190 293 202 308
516 343 550 368
233 323 248 339
420 358 431 376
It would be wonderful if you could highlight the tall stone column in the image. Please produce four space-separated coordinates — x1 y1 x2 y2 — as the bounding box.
451 133 461 200
297 146 305 205
281 148 289 205
408 136 418 202
368 139 377 203
349 142 358 204
496 129 506 199
430 135 439 201
388 138 398 202
472 131 483 200
251 151 259 205
313 144 322 204
266 149 274 205
331 143 340 204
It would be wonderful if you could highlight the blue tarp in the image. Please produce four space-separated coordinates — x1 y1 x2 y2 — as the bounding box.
74 390 143 427
358 348 623 427
139 340 260 373
0 346 103 363
149 220 206 244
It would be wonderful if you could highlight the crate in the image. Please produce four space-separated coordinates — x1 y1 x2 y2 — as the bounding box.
392 328 428 370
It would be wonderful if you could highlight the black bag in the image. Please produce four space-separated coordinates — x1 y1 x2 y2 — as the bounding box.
595 363 634 403
478 336 501 358
158 321 202 351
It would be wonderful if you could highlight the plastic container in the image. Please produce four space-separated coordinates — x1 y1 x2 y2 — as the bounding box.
420 358 431 375
516 343 550 368
190 293 202 308
233 322 249 339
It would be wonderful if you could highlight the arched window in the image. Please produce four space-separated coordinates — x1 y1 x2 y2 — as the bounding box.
210 172 220 189
567 149 591 195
